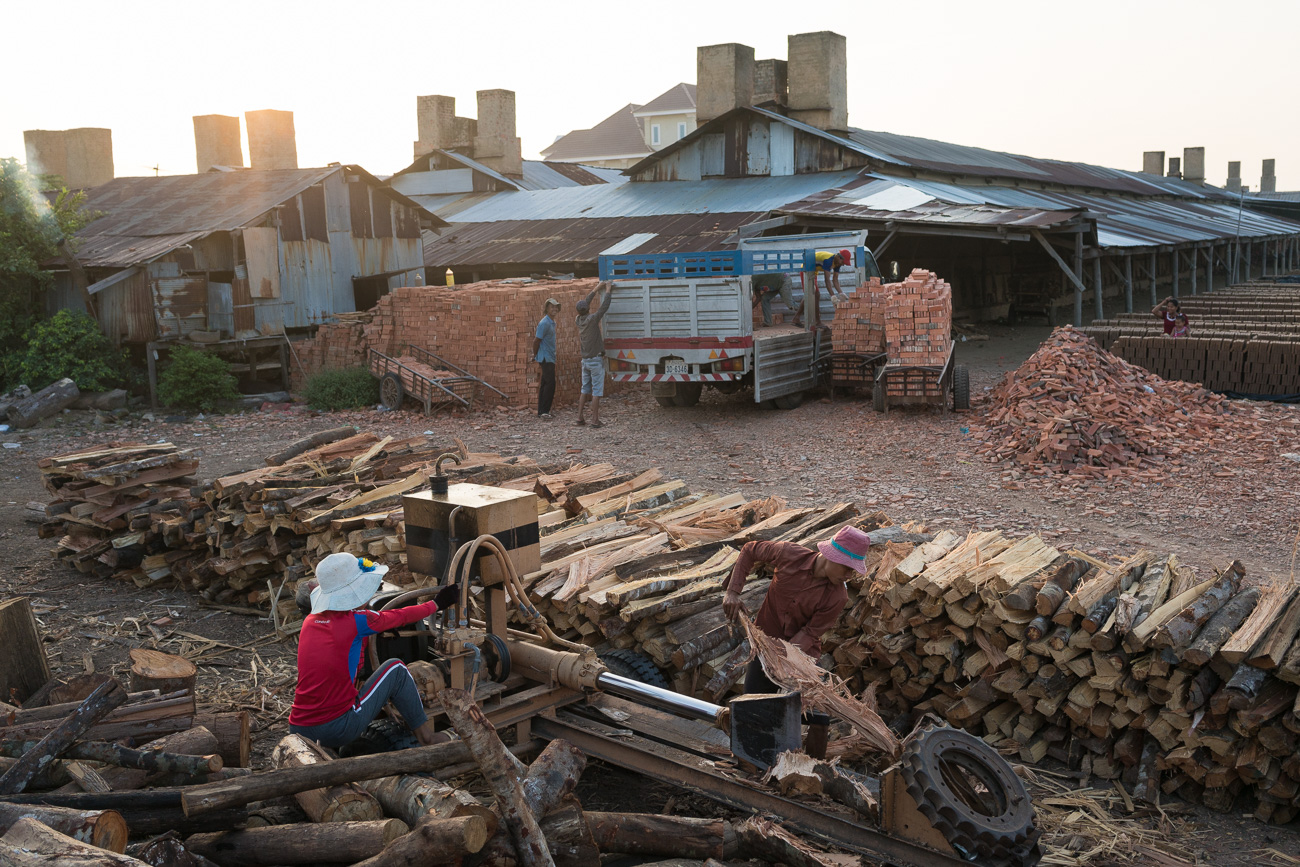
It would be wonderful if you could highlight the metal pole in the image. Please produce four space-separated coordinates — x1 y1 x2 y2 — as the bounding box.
1073 234 1084 327
1204 244 1213 293
1150 251 1158 306
1189 247 1198 296
1093 256 1104 321
1171 250 1179 300
1246 240 1253 282
596 672 722 721
1124 255 1133 312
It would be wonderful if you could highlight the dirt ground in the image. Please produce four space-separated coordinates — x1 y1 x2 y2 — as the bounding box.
2 323 1299 864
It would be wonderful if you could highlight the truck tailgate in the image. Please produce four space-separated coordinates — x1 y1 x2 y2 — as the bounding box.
754 329 819 402
605 279 747 340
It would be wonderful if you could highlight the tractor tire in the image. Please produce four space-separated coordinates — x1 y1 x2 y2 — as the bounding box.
599 649 670 690
380 373 405 411
873 381 886 413
339 718 420 757
899 723 1037 863
672 383 703 407
772 391 804 410
953 365 971 411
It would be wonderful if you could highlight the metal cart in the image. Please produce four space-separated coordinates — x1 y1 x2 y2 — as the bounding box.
368 345 505 413
819 349 889 401
873 345 970 415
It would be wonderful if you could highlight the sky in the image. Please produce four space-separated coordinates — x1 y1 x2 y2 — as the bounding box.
2 0 1296 190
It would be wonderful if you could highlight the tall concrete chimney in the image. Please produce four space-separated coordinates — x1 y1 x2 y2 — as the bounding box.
1142 151 1165 175
1226 161 1242 193
415 95 456 158
24 128 114 189
1167 156 1181 179
787 31 848 132
193 115 243 172
1182 147 1205 185
1261 159 1277 194
246 110 298 170
753 59 788 109
696 43 755 125
474 89 523 176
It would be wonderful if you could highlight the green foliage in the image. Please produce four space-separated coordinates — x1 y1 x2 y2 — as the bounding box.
0 158 99 389
19 310 126 391
304 367 380 411
157 345 241 412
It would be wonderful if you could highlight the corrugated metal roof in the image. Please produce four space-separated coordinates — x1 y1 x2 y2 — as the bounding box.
423 213 758 268
519 160 629 190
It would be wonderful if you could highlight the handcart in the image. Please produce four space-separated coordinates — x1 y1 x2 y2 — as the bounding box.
873 345 969 415
368 345 506 414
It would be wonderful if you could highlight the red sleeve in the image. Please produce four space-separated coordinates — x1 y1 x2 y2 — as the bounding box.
726 541 786 593
790 595 846 657
359 600 437 634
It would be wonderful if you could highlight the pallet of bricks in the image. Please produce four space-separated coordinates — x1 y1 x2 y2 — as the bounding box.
882 270 951 397
827 278 886 388
823 527 1300 823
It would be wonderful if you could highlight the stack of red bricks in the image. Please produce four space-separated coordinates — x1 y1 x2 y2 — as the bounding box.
884 269 952 367
292 278 605 406
830 277 887 353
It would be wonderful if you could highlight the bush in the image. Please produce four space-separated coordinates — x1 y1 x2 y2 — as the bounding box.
19 310 127 391
158 345 240 412
304 367 380 411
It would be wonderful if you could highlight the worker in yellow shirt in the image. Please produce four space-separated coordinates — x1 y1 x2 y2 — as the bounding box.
811 249 853 304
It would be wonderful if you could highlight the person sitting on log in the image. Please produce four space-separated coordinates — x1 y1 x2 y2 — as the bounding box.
722 526 871 757
289 553 459 749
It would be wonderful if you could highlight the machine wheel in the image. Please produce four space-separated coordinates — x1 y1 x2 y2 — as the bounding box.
380 373 405 411
480 633 512 682
599 649 670 690
953 365 971 411
772 391 804 410
339 718 420 757
672 383 703 407
873 381 886 413
899 723 1036 862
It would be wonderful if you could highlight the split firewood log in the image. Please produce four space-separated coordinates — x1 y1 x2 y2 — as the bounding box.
272 734 383 823
0 817 146 866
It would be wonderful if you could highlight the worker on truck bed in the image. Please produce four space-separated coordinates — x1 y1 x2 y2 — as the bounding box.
722 526 871 758
752 272 803 328
289 553 459 749
575 282 612 429
811 249 854 304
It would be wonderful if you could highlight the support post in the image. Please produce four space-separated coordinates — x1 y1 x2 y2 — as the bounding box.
1171 250 1179 300
1030 230 1089 328
1150 251 1158 306
1246 240 1253 282
1123 255 1133 312
1204 244 1212 293
146 343 159 409
1092 256 1104 321
1073 233 1084 326
1189 247 1198 296
871 229 898 259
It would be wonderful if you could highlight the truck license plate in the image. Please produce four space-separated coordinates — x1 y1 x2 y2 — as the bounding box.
664 360 688 375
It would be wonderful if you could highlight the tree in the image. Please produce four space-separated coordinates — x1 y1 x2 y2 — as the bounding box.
0 158 96 389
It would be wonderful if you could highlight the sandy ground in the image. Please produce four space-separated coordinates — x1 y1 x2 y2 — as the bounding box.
2 323 1299 863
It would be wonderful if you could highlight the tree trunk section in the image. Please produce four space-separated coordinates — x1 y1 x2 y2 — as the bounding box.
132 831 221 867
585 812 735 860
471 796 596 867
0 817 146 867
0 599 52 706
193 712 250 769
7 379 81 430
518 741 585 819
272 734 383 824
265 427 358 467
1184 587 1261 668
0 680 127 795
350 816 489 867
1155 565 1241 652
129 650 197 697
1034 559 1086 616
0 802 127 852
186 818 410 867
359 775 497 829
438 688 555 867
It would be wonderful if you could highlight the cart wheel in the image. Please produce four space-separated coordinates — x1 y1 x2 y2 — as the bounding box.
873 381 885 413
773 391 804 410
380 373 404 411
953 365 971 411
673 383 703 407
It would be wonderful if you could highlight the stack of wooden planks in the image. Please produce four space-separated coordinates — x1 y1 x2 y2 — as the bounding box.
977 326 1234 480
823 526 1300 823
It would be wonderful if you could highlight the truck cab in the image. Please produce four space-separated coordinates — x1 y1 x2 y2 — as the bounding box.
599 232 879 409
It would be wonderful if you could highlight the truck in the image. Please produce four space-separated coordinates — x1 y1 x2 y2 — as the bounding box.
599 231 883 409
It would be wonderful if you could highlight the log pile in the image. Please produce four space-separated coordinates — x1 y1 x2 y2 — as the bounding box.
823 526 1300 823
976 326 1237 480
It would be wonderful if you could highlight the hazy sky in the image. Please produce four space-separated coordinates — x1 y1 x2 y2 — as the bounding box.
3 0 1295 189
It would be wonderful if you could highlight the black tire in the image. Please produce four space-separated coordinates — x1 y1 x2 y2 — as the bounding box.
672 383 703 407
380 373 404 411
953 365 971 411
772 391 804 410
654 395 677 408
759 398 778 410
599 649 670 690
873 380 885 413
899 723 1036 862
339 718 420 757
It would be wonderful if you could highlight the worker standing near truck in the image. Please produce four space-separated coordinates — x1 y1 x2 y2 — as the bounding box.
722 525 871 757
575 282 612 428
532 298 560 419
811 249 854 303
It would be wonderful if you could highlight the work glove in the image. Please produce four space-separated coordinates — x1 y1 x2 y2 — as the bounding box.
433 584 460 611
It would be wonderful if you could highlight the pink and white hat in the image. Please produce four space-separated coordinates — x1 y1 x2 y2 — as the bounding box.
817 526 872 575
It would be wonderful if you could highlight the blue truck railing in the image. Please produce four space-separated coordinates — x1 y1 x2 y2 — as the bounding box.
599 247 869 281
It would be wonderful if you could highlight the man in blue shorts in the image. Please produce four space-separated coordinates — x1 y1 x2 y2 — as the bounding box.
575 283 611 428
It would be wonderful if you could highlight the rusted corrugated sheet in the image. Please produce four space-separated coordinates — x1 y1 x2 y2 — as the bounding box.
151 275 207 339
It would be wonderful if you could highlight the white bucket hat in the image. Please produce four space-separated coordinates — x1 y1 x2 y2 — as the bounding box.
310 553 388 614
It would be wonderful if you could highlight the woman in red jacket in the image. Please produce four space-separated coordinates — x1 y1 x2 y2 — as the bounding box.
289 553 458 748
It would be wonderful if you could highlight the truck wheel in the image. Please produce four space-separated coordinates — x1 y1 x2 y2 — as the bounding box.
873 381 886 413
953 365 971 411
599 649 670 689
773 391 804 410
380 373 404 411
759 399 778 410
654 395 677 408
673 383 703 407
